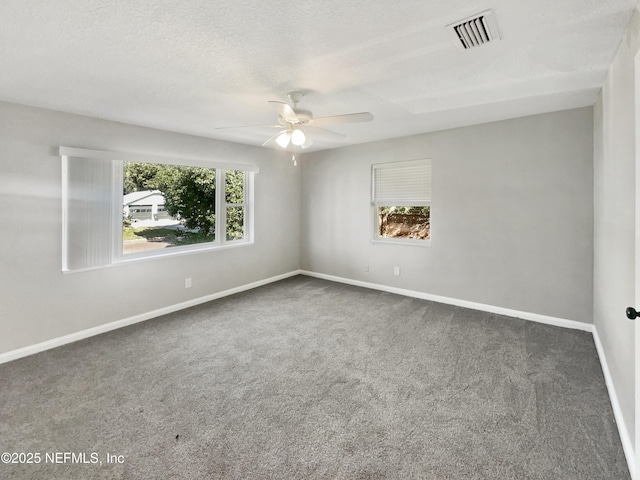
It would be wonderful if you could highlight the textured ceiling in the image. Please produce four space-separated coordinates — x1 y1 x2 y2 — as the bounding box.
0 0 636 152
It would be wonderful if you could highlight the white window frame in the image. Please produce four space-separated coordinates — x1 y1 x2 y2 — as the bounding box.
221 169 250 242
371 158 432 246
60 147 258 272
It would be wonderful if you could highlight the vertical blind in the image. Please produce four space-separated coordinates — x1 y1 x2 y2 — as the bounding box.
62 155 116 271
372 159 432 206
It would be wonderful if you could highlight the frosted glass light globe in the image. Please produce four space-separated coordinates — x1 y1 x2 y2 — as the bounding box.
291 129 306 146
275 132 291 148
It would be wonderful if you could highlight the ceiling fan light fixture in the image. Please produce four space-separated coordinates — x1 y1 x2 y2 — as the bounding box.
291 128 306 146
301 136 313 149
219 92 373 152
276 131 291 148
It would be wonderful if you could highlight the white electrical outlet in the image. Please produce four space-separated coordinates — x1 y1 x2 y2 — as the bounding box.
393 266 400 276
185 277 192 288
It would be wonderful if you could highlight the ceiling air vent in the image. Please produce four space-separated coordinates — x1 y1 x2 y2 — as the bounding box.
448 10 500 50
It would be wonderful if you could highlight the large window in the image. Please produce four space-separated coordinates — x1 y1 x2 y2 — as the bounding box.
61 147 257 272
371 159 431 244
121 163 248 255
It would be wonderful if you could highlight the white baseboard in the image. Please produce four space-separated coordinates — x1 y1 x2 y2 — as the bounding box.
0 270 302 365
300 270 593 332
1 268 591 365
592 326 636 480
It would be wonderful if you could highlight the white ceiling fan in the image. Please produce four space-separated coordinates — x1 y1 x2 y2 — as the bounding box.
216 92 374 155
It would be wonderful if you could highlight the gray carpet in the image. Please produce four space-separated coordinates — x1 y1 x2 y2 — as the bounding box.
0 275 630 479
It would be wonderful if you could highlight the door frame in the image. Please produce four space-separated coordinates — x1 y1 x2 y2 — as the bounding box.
635 49 640 479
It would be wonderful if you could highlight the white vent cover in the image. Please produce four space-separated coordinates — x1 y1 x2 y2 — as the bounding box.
448 10 500 50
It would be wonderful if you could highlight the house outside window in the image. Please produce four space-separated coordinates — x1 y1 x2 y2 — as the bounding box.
123 190 170 222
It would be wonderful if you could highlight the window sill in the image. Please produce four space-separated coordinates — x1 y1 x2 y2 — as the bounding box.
116 239 253 264
62 240 253 274
370 237 431 247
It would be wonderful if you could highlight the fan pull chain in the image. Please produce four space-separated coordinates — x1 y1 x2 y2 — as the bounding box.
292 154 297 166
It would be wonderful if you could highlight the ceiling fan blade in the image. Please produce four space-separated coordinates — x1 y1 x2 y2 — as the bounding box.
308 126 346 140
268 101 299 123
262 130 288 147
311 112 374 127
215 124 281 130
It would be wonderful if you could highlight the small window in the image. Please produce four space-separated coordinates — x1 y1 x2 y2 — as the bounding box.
377 206 430 240
371 159 431 243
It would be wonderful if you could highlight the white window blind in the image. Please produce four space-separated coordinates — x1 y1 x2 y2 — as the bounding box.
372 159 432 206
62 155 117 271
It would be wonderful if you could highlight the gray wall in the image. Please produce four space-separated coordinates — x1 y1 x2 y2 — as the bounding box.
301 108 594 323
0 101 598 366
0 101 301 355
593 6 640 452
